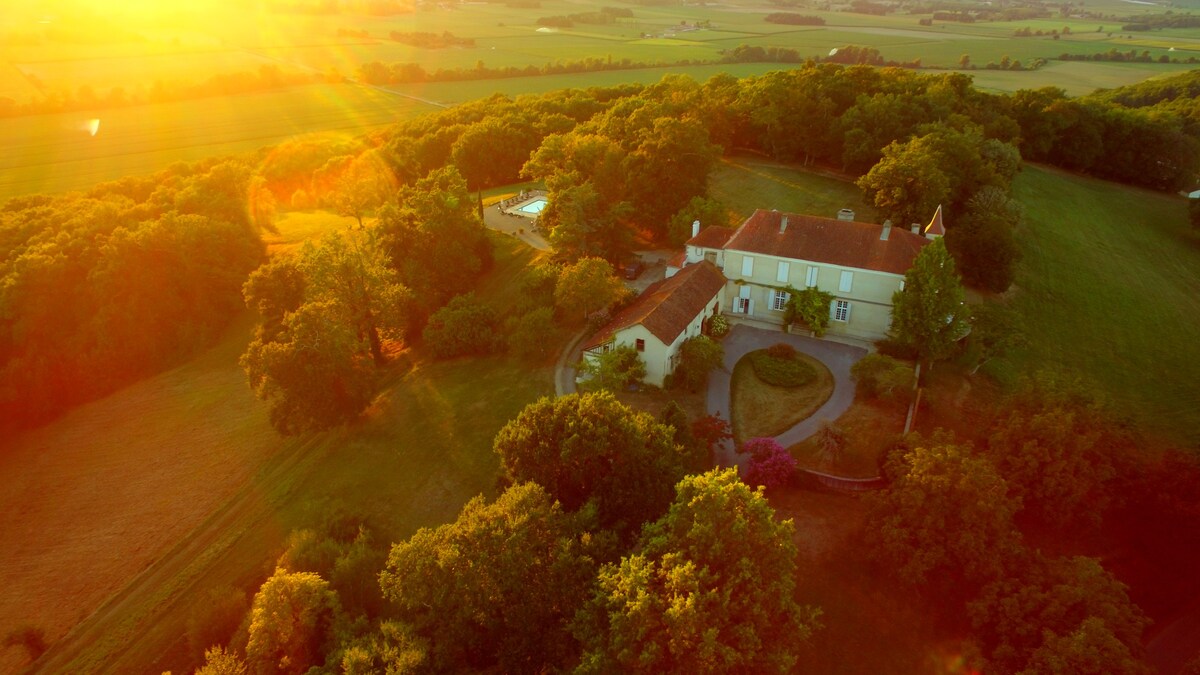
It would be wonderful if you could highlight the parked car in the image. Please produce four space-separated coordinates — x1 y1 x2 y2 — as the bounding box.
622 259 645 280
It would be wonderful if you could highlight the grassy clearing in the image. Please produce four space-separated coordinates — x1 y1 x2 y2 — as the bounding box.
265 210 358 254
731 350 834 445
1003 165 1200 445
965 60 1199 96
0 83 438 201
711 156 876 223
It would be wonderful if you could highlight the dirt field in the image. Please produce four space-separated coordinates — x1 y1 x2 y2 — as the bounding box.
0 315 279 672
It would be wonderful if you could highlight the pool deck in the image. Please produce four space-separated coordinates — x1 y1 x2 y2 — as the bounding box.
499 191 548 219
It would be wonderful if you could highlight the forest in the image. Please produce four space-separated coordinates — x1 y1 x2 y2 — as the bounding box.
3 64 1200 674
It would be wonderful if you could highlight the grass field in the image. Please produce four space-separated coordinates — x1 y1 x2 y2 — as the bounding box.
0 232 564 674
1005 165 1200 445
711 156 876 223
0 83 438 201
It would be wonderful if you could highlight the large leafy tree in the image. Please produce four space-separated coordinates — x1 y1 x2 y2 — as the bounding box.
554 257 627 323
857 134 951 228
889 238 970 368
378 483 597 672
575 469 821 674
246 569 340 675
373 166 492 328
493 392 688 540
969 554 1150 674
241 230 411 434
868 440 1023 600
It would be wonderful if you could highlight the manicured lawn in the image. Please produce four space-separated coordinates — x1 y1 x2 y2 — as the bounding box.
1005 165 1200 445
730 350 834 445
710 156 876 223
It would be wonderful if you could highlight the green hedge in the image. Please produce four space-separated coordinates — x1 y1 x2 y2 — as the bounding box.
748 348 815 388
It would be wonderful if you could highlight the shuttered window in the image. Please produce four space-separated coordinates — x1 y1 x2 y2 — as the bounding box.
741 256 754 277
776 261 790 283
839 271 854 293
806 266 819 288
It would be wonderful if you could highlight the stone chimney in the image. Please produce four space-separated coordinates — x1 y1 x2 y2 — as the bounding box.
780 215 788 233
880 219 892 241
692 219 700 238
837 208 855 222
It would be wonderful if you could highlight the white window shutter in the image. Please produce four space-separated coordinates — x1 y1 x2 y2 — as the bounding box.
776 261 790 283
844 302 851 321
747 299 755 315
806 266 818 287
829 302 837 319
742 256 754 277
839 271 854 293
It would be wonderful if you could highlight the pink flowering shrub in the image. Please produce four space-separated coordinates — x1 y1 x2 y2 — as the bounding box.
740 437 797 489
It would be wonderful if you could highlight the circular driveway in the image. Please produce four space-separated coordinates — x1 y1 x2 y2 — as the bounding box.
708 324 867 469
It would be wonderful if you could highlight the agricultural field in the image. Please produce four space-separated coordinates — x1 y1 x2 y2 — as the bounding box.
0 83 437 201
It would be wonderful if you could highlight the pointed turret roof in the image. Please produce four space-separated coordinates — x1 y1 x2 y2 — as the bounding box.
924 205 945 239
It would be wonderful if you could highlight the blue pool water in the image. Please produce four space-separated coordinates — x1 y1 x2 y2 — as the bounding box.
517 198 547 214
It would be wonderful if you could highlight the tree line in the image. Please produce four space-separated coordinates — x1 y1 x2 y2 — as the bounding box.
0 64 331 119
0 159 272 430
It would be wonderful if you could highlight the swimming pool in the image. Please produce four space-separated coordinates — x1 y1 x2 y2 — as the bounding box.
517 198 547 215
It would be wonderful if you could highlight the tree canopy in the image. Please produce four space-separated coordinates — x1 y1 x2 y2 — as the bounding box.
575 468 820 673
492 392 688 540
889 238 970 367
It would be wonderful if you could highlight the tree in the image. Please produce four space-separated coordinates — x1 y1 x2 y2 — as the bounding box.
816 419 847 467
196 646 249 675
691 412 733 469
543 181 633 262
945 194 1022 292
674 335 724 392
969 554 1150 674
622 116 720 238
493 392 688 539
739 437 797 489
554 257 626 323
507 307 557 361
298 230 412 367
421 293 503 358
867 440 1023 599
240 231 412 434
575 469 821 673
987 396 1117 531
338 621 427 675
857 135 951 227
240 301 379 435
889 238 970 368
373 166 492 327
578 344 646 391
1190 198 1200 229
330 151 394 229
783 286 834 336
850 353 915 403
668 196 730 245
378 483 597 672
246 569 339 675
660 400 709 473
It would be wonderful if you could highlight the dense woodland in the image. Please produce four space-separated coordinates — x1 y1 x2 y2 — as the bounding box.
3 64 1200 673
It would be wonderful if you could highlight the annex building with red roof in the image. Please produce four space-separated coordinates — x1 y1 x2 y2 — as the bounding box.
581 260 726 387
672 207 944 341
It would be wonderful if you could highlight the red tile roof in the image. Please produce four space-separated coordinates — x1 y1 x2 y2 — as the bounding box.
665 250 685 268
686 225 735 249
583 261 726 350
724 209 930 275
